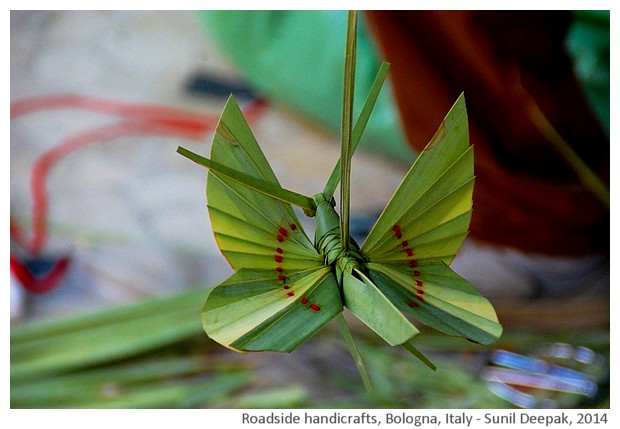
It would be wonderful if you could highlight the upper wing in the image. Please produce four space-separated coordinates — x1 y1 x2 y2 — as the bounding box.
207 96 323 271
361 93 472 265
202 97 343 352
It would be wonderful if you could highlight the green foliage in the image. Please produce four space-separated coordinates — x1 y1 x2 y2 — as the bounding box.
10 285 608 408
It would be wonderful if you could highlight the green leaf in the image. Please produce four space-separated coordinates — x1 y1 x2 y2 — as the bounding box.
202 267 342 352
323 61 391 199
11 357 248 408
362 93 471 264
206 96 322 270
338 10 357 252
11 288 207 381
177 146 316 212
342 268 419 347
366 262 503 345
402 341 436 372
335 313 372 391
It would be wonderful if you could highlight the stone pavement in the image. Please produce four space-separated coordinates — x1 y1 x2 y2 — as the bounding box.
10 11 408 321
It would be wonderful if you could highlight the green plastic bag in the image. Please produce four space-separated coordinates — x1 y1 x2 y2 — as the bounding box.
195 10 413 162
565 10 610 137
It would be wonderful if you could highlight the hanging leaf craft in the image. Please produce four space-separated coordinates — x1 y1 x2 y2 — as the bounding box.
177 11 501 388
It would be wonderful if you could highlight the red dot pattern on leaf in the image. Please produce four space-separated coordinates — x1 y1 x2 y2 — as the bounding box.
393 224 424 307
273 224 321 312
274 225 290 294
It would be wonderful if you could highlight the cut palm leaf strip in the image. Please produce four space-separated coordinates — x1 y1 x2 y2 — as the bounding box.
11 287 209 381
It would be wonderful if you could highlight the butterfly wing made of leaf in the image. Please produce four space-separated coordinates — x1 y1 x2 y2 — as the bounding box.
207 96 322 270
202 267 342 352
341 267 419 346
362 93 472 265
365 262 502 345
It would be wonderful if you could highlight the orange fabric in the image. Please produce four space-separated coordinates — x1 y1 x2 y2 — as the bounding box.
365 11 609 256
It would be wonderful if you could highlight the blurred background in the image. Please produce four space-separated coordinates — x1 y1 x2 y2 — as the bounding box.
10 10 609 409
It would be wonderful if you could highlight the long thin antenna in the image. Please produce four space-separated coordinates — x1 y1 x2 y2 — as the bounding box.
322 61 390 199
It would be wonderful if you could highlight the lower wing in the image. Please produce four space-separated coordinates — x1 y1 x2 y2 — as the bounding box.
202 267 342 352
365 261 503 345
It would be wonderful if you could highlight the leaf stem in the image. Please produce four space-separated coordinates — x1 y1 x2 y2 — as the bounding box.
339 10 357 252
513 69 609 209
177 146 316 214
524 98 610 209
336 313 372 391
323 62 390 199
402 341 437 371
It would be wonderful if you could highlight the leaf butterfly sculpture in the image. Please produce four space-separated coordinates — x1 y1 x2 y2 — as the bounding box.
178 12 501 388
